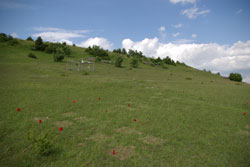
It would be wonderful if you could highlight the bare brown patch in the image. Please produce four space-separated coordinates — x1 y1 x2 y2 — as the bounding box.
238 130 250 137
63 112 77 117
139 135 164 145
114 127 142 135
108 146 135 160
78 143 85 147
33 117 49 121
245 125 250 129
55 120 73 127
74 116 90 122
86 133 109 142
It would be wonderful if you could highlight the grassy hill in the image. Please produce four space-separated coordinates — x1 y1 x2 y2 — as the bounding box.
0 39 249 167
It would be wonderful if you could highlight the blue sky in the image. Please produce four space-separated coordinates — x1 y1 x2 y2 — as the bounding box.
0 0 250 82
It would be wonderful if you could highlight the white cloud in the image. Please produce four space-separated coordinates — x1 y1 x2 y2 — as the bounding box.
191 34 197 38
169 0 196 4
172 38 194 44
32 27 88 45
172 24 183 28
158 26 166 40
11 32 18 38
236 9 243 14
172 32 181 38
79 37 113 50
122 38 250 83
181 7 210 19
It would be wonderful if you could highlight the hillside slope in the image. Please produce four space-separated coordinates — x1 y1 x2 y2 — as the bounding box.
0 40 249 167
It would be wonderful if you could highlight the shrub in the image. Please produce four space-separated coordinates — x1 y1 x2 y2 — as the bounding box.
28 53 37 59
115 56 123 67
86 45 110 60
53 48 64 62
73 44 76 47
26 36 34 41
0 33 8 42
28 129 53 156
130 58 139 68
229 73 242 82
8 38 19 46
63 46 71 57
34 36 45 51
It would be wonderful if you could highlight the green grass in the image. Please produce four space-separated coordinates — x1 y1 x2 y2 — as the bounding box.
0 40 250 167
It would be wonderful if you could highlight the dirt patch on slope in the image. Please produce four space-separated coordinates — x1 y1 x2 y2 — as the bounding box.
114 127 142 135
139 135 164 145
108 145 135 160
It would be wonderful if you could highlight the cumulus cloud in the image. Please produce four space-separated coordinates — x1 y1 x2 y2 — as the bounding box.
172 32 181 38
172 24 183 28
169 0 196 4
11 32 18 38
32 27 88 45
181 7 210 19
122 38 250 83
191 34 197 38
79 37 113 50
158 26 166 40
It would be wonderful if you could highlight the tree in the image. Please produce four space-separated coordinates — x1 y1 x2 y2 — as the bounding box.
229 73 242 82
130 58 139 68
115 56 123 67
53 47 64 62
26 36 34 41
34 36 45 51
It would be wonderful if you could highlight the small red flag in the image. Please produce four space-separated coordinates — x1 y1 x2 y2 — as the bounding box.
39 120 42 124
133 119 136 122
247 102 249 105
59 127 63 131
73 100 77 103
113 149 115 155
243 112 246 115
128 104 130 107
17 108 21 112
105 109 108 112
98 97 101 100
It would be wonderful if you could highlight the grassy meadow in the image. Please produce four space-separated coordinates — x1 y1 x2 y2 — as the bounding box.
0 39 249 167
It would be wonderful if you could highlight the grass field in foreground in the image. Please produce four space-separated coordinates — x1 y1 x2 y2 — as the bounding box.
0 40 249 167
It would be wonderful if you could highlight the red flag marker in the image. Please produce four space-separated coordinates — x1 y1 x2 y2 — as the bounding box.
17 108 21 112
98 97 101 100
128 104 130 107
133 119 136 122
59 127 63 131
247 102 249 105
243 112 246 115
105 109 108 112
39 120 42 124
113 149 115 155
73 100 77 103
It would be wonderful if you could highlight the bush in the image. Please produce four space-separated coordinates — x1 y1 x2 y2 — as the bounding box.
130 58 139 68
0 33 8 42
26 36 34 41
28 129 53 156
34 36 45 51
229 73 242 82
8 38 19 46
86 45 110 60
28 53 37 59
53 48 64 62
115 56 123 67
